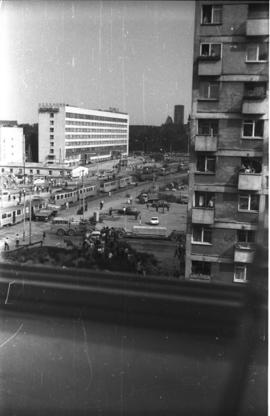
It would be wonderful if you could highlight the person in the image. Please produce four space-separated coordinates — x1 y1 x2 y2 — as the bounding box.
42 231 46 241
4 237 9 251
208 198 214 208
109 207 113 216
15 234 19 248
108 191 111 197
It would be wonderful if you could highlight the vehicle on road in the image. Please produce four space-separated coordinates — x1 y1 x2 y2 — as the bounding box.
150 217 159 225
117 207 140 217
50 217 94 236
50 185 97 207
124 225 167 239
33 209 57 222
180 195 188 204
151 200 170 210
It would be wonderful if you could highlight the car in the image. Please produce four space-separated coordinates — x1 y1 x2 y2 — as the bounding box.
150 217 159 225
117 207 140 217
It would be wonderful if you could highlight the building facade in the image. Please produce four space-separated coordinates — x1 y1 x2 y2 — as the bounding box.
185 1 268 284
0 122 24 164
38 104 129 166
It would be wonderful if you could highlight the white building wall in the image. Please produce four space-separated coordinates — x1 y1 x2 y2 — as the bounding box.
0 126 24 164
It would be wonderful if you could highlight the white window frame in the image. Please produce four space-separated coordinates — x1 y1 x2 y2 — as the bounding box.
200 43 222 58
201 5 222 24
238 194 259 212
192 225 212 245
197 155 216 173
242 119 264 139
234 265 248 283
197 119 219 136
199 81 219 100
246 44 268 63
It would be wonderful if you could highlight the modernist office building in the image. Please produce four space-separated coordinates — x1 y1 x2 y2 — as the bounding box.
38 104 129 166
185 1 268 284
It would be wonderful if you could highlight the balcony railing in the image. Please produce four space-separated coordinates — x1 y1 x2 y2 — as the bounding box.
238 173 262 191
192 207 214 224
198 59 222 76
246 19 269 36
195 135 217 152
242 98 268 114
234 243 256 263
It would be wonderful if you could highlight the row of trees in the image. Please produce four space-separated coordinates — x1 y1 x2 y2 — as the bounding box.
129 121 189 153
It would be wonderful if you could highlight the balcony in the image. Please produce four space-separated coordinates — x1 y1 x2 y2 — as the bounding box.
195 135 217 152
246 19 269 36
242 98 268 115
238 173 262 191
234 243 256 263
198 59 222 76
192 207 214 224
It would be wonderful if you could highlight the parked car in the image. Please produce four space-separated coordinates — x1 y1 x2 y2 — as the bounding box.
117 207 140 217
150 217 159 225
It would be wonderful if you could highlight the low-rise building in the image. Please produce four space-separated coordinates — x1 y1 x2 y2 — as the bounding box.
0 122 24 164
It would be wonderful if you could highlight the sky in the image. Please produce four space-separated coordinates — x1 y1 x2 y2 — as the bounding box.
0 0 195 126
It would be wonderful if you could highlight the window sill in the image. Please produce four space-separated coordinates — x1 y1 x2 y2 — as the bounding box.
241 136 263 140
195 171 216 175
191 241 212 246
197 98 219 102
233 279 248 284
245 60 268 64
198 56 221 61
238 209 259 213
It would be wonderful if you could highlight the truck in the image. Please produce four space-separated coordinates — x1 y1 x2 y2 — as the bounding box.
123 226 185 241
124 225 168 239
33 209 58 222
50 217 94 236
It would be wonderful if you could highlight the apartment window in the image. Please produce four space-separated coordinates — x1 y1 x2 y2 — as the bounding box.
246 44 268 62
200 43 221 59
240 157 262 173
198 119 218 136
192 225 212 244
50 113 54 118
237 230 255 243
234 265 247 283
10 169 13 173
50 135 54 139
242 119 264 138
244 83 266 99
50 120 54 125
36 170 40 174
50 128 54 132
50 149 54 154
49 170 52 175
248 3 269 19
239 193 259 211
196 155 216 173
201 4 222 24
30 169 33 174
199 81 219 100
192 261 211 276
194 191 215 208
50 142 54 147
1 168 4 173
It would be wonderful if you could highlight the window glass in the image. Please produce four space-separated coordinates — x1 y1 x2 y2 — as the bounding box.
250 195 259 211
234 266 246 282
204 228 212 243
206 157 215 172
192 261 211 275
192 226 202 242
259 44 268 61
212 5 222 23
239 195 249 210
247 45 258 61
254 120 264 137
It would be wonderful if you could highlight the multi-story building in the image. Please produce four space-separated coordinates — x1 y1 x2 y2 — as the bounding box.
38 104 129 166
186 1 268 284
174 105 184 125
0 121 24 164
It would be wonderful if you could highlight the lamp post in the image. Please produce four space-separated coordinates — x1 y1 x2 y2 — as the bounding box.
29 192 32 245
22 190 26 241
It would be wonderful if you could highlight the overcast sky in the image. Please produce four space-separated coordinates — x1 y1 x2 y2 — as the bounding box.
0 0 195 125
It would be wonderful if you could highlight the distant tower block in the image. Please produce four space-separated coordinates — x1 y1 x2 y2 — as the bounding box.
174 105 184 125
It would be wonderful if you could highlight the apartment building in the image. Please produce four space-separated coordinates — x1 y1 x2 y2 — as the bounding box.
185 1 268 284
0 122 24 164
38 104 129 166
